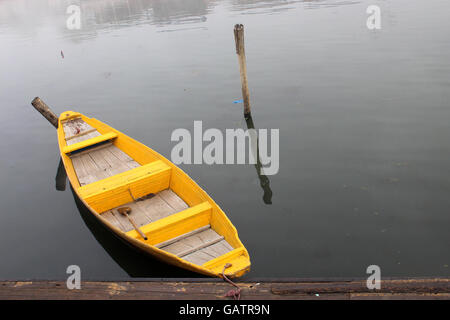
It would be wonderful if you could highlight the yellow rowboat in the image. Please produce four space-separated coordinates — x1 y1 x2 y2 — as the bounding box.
57 111 251 278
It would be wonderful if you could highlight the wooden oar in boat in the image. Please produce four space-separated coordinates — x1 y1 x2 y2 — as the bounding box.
117 207 148 241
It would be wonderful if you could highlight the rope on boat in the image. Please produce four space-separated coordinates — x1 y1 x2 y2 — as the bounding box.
221 263 242 300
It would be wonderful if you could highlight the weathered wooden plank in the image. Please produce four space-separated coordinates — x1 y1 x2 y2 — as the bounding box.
135 194 179 222
123 202 153 229
108 145 135 162
0 279 448 300
71 156 96 186
159 189 189 212
63 118 88 138
182 250 216 265
62 132 118 154
155 225 210 248
70 144 137 185
270 279 450 295
181 239 234 265
201 239 234 257
79 175 97 186
99 147 128 169
62 122 72 137
88 150 112 171
71 156 88 180
102 146 138 174
109 209 134 231
102 189 189 232
66 128 98 141
101 211 124 230
70 144 142 189
79 153 109 181
101 197 174 232
67 131 101 145
160 228 223 256
106 146 141 169
178 236 225 258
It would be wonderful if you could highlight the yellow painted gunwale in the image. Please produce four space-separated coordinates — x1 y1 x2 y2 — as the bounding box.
57 111 250 278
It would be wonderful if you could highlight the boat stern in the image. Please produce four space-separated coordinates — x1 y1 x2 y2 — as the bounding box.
202 247 251 278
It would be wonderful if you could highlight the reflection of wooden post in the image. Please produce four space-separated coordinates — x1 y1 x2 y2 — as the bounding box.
31 97 59 128
234 24 251 117
245 115 273 204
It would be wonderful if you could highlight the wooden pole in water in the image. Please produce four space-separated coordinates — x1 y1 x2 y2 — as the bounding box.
234 24 251 117
31 97 59 128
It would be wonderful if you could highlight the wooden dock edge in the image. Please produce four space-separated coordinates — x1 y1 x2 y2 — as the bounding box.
1 278 449 300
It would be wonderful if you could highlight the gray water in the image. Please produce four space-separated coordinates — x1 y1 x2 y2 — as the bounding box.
0 0 449 280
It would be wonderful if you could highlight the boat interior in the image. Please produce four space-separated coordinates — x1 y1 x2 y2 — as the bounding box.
59 113 248 271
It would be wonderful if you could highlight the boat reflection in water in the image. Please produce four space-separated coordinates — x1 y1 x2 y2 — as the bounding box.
56 160 199 278
55 158 67 192
72 188 201 278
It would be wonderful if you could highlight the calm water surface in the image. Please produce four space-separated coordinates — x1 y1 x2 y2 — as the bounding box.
0 0 449 279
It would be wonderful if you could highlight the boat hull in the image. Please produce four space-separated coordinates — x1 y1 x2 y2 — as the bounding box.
57 111 250 278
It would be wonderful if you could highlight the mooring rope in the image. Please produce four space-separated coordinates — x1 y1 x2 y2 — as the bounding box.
221 263 242 300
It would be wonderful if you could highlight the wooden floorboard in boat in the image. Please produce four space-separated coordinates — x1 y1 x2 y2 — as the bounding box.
63 118 101 145
63 118 95 140
160 228 222 256
101 189 189 232
67 131 101 145
70 144 140 186
182 239 234 266
158 189 189 212
158 227 234 266
64 119 140 186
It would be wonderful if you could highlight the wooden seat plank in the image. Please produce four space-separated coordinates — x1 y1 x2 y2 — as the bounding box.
66 128 98 141
62 132 118 154
67 131 101 145
63 118 95 139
